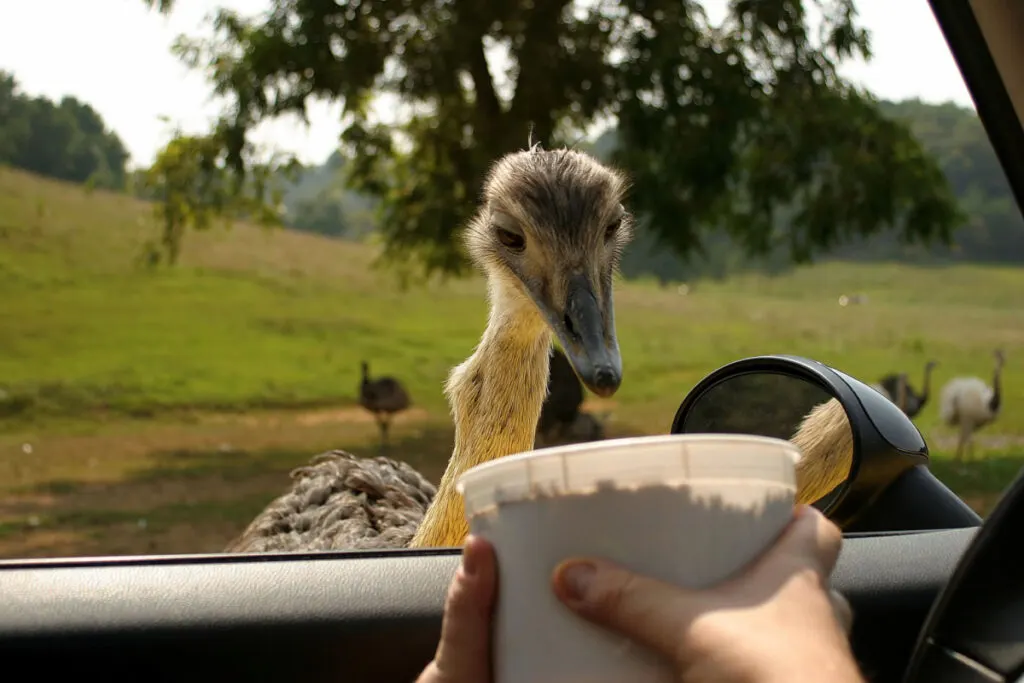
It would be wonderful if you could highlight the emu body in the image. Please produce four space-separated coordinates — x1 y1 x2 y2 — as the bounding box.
939 349 1005 462
537 346 585 442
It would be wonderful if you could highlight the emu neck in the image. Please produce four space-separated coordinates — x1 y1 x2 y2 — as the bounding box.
409 281 552 548
920 364 934 402
991 361 1003 413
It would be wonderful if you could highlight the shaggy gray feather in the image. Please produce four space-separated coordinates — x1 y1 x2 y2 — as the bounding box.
225 450 437 553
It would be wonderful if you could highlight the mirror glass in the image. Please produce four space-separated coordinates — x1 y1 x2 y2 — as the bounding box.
674 371 853 512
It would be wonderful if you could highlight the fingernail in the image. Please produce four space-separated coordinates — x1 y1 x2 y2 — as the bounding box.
461 539 480 577
561 562 596 601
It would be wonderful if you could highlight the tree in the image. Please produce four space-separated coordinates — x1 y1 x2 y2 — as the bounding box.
0 71 130 190
60 96 131 189
143 0 963 279
288 190 350 238
137 126 298 265
0 73 29 162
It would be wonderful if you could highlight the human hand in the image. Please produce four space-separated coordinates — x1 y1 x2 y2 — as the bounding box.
552 504 862 683
415 535 497 683
416 505 858 683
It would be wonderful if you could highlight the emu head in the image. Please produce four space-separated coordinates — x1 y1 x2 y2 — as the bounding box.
464 146 633 398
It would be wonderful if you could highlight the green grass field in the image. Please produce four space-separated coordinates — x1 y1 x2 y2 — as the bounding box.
0 166 1022 558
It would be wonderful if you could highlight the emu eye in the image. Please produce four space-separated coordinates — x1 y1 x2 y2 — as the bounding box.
604 219 622 242
495 227 526 252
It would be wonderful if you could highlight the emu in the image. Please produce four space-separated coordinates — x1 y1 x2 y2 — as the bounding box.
939 349 1005 462
225 146 632 552
359 361 411 450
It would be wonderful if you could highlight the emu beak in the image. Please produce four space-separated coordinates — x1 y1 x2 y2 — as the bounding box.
552 274 622 398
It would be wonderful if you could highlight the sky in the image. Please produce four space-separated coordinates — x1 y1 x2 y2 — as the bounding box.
0 0 975 170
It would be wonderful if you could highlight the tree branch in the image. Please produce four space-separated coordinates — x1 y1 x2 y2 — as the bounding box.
467 36 502 124
141 0 174 15
508 0 573 145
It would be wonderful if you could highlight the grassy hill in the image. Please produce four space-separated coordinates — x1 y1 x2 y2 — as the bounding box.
0 165 489 419
0 166 1022 557
2 165 1020 431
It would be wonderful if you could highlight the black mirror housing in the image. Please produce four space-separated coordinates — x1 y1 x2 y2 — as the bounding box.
670 354 929 528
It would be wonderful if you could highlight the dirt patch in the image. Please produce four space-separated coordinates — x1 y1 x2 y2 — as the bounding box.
927 433 1024 452
0 406 434 494
293 406 430 426
0 529 84 558
0 521 245 559
198 405 430 428
55 472 293 514
0 492 58 516
0 408 459 559
138 521 250 555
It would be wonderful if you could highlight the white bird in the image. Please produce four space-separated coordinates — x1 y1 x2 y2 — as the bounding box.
938 349 1005 462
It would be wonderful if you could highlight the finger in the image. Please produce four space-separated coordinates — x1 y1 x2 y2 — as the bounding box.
430 535 497 681
740 505 843 583
830 589 854 635
552 557 696 658
804 505 844 576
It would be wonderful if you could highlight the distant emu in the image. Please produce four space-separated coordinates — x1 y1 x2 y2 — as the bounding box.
939 349 1005 462
876 360 938 418
359 361 411 450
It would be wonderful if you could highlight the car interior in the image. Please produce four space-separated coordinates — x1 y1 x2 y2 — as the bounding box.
1 0 1023 682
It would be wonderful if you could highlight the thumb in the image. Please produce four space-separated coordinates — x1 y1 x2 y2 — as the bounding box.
422 535 497 683
552 555 699 659
735 505 843 585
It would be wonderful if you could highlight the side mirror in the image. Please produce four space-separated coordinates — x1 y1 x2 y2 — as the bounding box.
670 355 930 528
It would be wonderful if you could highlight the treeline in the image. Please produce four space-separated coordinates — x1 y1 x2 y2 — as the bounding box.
279 152 377 240
2 64 1021 283
279 98 1024 283
0 71 129 191
838 100 1024 265
608 99 1024 283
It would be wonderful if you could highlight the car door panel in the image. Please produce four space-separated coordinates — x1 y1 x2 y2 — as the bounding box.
0 529 976 682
